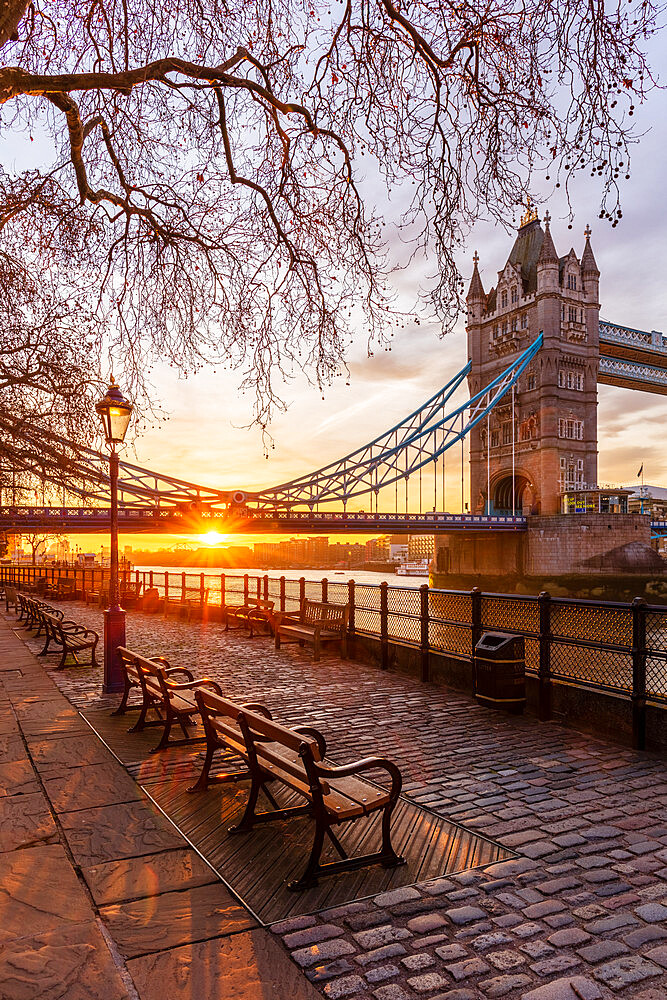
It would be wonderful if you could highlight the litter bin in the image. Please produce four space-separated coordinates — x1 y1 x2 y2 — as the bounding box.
474 632 526 714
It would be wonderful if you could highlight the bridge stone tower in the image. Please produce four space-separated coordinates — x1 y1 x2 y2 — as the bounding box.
466 206 600 516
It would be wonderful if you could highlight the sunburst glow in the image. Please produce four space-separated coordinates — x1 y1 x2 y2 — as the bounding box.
200 531 227 546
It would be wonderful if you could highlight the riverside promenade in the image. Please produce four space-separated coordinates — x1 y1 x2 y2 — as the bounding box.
2 602 667 1000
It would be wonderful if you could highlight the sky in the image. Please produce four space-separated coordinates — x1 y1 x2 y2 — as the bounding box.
117 69 667 553
5 24 667 555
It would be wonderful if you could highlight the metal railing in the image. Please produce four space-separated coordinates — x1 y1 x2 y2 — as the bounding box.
2 565 665 748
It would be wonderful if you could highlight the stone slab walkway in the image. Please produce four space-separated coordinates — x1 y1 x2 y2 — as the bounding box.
4 601 667 1000
0 615 320 1000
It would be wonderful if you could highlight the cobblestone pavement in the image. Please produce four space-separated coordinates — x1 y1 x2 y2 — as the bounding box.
15 601 667 1000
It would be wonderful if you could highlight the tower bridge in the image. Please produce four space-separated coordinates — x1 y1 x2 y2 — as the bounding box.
0 209 665 563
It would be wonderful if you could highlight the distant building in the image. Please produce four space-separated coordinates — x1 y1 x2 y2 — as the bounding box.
466 206 600 515
408 535 435 562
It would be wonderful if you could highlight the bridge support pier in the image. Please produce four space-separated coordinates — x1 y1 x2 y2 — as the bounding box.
103 608 127 693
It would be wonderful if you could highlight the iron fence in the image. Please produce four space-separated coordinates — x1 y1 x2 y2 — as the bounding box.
2 565 665 741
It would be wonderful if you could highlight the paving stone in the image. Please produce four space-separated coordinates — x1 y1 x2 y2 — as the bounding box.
543 913 574 929
585 826 622 839
435 944 468 962
573 905 607 920
486 949 527 971
323 974 366 998
346 910 392 931
372 986 409 1000
406 913 447 934
284 923 346 949
524 901 566 919
537 877 581 895
520 940 555 960
622 925 667 948
355 944 409 967
547 927 591 948
81 848 218 907
407 972 449 993
635 902 667 922
293 938 358 969
644 944 667 968
373 887 421 908
417 932 449 948
353 925 412 950
99 882 255 958
479 973 532 997
472 932 513 951
576 939 629 963
429 991 476 1000
444 957 491 981
514 922 543 939
445 905 487 925
308 959 356 983
364 965 400 984
0 919 130 1000
529 954 582 977
521 976 603 1000
593 954 662 990
401 953 435 971
584 913 638 934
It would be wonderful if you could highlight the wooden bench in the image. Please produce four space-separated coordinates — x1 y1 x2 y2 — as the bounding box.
4 585 17 613
193 689 405 890
38 612 99 670
120 582 142 608
114 646 221 751
224 597 275 637
54 577 76 600
164 589 210 622
274 600 349 661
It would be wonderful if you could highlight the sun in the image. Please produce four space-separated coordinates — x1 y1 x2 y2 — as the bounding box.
200 531 227 546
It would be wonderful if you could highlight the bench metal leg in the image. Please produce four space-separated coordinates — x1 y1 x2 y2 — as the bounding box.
287 801 406 891
111 677 133 715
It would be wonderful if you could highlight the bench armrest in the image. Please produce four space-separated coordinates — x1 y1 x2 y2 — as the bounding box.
273 613 301 629
241 702 273 719
165 678 222 695
150 656 171 668
59 621 88 633
315 757 402 800
165 666 194 681
293 725 327 759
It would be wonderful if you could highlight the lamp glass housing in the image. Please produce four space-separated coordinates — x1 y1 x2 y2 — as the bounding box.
96 380 133 445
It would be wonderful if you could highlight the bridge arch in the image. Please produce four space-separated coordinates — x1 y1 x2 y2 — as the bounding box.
491 472 534 515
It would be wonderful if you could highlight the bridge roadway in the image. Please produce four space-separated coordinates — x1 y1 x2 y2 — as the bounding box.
0 506 528 534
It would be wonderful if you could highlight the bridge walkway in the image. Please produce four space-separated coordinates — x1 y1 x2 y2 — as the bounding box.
4 601 667 999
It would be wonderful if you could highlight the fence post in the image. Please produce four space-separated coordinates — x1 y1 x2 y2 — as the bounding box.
299 577 306 607
243 574 249 602
181 572 186 602
280 576 286 612
200 572 205 608
263 574 269 601
470 587 482 696
348 579 355 637
631 597 647 751
420 583 430 683
164 572 169 603
220 573 225 609
322 577 328 603
380 581 389 670
538 591 552 721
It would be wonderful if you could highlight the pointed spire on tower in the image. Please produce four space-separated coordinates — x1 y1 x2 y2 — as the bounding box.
537 210 558 266
466 250 485 300
581 224 599 275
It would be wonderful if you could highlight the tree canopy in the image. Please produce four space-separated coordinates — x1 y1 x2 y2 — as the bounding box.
0 0 661 457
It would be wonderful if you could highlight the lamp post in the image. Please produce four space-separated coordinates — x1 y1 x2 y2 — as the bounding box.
95 377 133 693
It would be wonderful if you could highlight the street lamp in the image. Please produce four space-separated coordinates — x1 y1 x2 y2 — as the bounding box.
95 377 133 693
